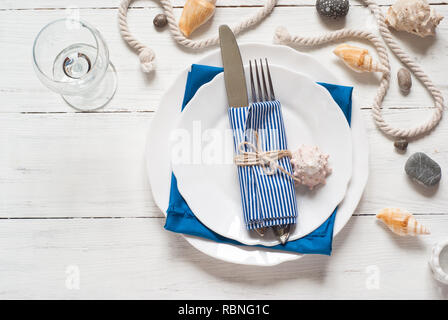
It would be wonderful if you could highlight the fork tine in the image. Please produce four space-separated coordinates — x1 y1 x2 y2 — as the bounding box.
265 58 275 101
254 60 263 103
249 60 257 103
259 59 269 101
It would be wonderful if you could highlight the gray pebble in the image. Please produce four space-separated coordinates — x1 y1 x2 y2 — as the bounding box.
316 0 349 18
405 152 441 187
397 68 412 94
394 139 408 151
153 13 168 28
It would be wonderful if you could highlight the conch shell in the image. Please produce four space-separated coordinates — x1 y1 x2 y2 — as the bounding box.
291 145 332 190
376 208 430 236
179 0 216 37
333 44 387 73
385 0 443 37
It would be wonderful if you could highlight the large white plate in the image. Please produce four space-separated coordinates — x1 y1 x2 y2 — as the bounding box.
171 65 352 246
146 43 369 266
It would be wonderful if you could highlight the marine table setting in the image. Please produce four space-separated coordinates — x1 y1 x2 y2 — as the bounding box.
1 0 448 299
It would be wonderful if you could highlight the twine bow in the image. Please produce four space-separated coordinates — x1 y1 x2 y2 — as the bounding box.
234 132 299 182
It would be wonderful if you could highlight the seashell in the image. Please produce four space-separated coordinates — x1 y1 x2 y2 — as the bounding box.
291 145 332 190
179 0 216 37
333 44 387 73
429 240 448 285
397 68 412 94
376 208 430 236
385 0 443 37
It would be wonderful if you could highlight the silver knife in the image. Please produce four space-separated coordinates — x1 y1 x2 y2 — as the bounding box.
219 25 248 108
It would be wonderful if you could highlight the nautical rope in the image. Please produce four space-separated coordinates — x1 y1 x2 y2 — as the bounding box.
118 0 278 73
234 131 300 181
273 0 444 140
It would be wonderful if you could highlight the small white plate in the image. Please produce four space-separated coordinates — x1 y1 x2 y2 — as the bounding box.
146 43 369 265
172 65 352 246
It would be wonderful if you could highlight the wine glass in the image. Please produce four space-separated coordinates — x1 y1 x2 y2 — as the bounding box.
33 18 117 111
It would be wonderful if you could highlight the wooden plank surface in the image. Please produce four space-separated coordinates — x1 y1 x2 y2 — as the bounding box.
0 0 448 299
1 6 447 113
1 109 448 218
0 215 447 299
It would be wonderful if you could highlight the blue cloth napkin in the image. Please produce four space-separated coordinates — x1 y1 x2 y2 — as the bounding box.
165 64 353 255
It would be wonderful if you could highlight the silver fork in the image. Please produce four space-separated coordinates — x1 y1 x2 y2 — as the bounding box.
248 58 290 245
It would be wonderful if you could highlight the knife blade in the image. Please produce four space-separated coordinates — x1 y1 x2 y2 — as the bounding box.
219 25 248 108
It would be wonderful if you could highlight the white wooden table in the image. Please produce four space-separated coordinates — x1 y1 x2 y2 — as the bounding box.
1 0 448 299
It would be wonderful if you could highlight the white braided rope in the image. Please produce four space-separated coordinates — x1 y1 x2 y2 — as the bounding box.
274 0 444 140
118 0 277 73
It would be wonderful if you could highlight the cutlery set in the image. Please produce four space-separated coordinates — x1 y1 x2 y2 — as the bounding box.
219 25 294 244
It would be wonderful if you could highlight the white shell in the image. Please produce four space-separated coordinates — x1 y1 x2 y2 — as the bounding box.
429 240 448 285
385 0 444 37
291 145 332 190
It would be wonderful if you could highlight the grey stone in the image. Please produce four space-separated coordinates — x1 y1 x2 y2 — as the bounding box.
153 13 168 28
397 68 412 94
394 139 408 151
405 152 441 187
316 0 349 18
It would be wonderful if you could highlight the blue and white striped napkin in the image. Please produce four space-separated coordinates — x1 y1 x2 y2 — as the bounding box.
228 100 298 230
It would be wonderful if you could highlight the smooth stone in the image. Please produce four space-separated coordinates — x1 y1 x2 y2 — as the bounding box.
405 152 441 187
316 0 349 18
394 139 408 151
397 68 412 94
153 13 168 28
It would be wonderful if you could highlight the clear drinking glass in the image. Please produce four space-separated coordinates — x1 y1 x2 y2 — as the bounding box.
33 18 117 111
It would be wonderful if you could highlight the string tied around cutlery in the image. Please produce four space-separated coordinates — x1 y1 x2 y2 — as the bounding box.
118 0 278 73
273 0 444 141
234 131 301 181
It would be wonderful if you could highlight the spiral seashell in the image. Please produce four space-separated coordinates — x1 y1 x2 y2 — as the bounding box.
333 44 387 73
385 0 443 37
376 208 430 236
291 145 332 190
179 0 216 37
